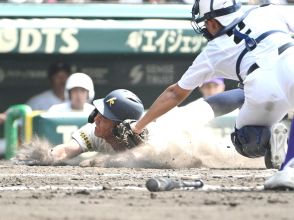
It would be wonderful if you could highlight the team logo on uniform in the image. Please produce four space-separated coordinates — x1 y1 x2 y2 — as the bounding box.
106 97 117 107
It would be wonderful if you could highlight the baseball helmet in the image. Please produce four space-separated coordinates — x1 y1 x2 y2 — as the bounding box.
191 0 243 39
90 89 144 122
65 72 95 101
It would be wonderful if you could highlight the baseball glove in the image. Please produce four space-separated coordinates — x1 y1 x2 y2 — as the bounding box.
113 119 149 149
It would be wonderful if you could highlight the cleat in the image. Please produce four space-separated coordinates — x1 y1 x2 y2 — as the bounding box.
269 123 288 169
264 159 294 190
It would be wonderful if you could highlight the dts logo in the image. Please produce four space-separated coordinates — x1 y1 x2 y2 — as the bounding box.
0 28 79 54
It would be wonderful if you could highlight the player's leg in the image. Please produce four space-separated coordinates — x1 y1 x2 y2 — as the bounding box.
232 68 289 166
264 118 294 189
204 86 288 165
176 88 244 129
264 49 294 188
204 88 244 117
265 49 294 168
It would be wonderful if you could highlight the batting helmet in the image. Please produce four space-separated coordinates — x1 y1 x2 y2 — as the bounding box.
89 89 144 123
65 72 95 102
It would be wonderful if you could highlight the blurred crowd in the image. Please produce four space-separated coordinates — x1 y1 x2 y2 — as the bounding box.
0 61 96 125
1 0 294 4
0 60 227 125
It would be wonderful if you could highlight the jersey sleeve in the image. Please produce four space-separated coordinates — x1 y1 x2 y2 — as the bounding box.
72 123 95 152
72 123 115 154
177 48 215 90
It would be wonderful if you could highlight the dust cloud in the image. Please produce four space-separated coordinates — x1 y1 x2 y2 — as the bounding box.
124 99 265 169
13 99 265 169
13 137 55 165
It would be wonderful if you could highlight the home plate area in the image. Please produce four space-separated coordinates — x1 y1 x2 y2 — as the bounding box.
0 163 294 220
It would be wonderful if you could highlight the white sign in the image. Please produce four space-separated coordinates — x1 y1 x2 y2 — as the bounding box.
127 30 206 54
56 125 78 144
0 28 79 54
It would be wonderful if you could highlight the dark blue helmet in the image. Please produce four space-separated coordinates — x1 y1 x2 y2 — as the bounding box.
90 89 144 122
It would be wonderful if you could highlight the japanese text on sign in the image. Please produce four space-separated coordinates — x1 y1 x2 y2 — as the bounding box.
126 30 206 54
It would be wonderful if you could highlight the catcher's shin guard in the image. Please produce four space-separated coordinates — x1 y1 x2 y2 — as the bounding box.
231 125 271 158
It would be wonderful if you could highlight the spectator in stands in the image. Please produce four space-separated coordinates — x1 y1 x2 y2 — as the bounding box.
48 73 95 114
199 78 226 98
0 111 6 125
26 61 71 111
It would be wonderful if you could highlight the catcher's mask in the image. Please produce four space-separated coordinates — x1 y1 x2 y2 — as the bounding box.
191 0 242 40
88 89 144 123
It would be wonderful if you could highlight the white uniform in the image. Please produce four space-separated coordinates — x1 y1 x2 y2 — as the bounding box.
26 90 64 111
72 123 115 154
48 102 95 115
178 5 294 129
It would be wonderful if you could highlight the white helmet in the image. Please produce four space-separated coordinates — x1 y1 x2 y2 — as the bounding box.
192 0 243 39
65 72 95 101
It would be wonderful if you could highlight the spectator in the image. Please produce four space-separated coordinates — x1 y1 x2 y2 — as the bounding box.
26 61 71 111
0 111 6 125
199 78 225 98
48 73 95 114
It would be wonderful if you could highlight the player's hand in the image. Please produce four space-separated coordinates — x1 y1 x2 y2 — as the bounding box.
130 121 144 134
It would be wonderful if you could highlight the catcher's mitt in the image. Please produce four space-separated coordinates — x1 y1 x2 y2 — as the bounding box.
113 119 149 149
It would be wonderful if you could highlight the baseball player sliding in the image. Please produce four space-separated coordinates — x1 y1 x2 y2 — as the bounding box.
130 0 294 190
15 89 147 166
15 88 254 169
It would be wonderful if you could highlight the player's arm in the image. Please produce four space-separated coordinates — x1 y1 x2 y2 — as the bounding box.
50 139 83 161
132 83 191 133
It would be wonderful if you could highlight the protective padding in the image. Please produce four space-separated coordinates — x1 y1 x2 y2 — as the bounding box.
231 126 271 158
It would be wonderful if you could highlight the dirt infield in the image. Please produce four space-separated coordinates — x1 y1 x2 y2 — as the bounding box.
0 161 293 220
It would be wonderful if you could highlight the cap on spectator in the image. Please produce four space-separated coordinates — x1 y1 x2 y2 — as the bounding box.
203 78 224 85
47 61 71 79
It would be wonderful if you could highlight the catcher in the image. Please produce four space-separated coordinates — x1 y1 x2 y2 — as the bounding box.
15 89 148 166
